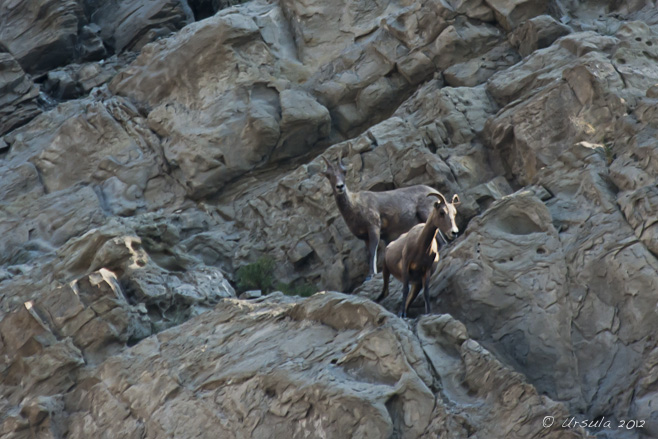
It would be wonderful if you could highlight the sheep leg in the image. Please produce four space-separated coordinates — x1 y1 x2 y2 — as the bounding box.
366 227 380 278
422 271 432 314
405 283 421 316
399 274 410 318
376 263 390 302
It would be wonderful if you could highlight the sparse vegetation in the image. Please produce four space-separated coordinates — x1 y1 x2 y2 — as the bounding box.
276 281 317 297
603 142 615 165
236 257 317 297
236 257 276 293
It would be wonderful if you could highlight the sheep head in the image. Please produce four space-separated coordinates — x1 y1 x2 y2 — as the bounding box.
427 192 460 240
322 154 348 195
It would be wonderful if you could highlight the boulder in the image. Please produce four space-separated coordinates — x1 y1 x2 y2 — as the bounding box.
431 141 658 420
0 0 82 73
110 3 330 198
484 0 557 31
85 0 194 53
485 50 626 185
0 52 40 136
612 21 658 94
239 289 262 299
509 14 572 57
54 293 587 439
3 94 185 215
486 31 619 106
431 192 582 405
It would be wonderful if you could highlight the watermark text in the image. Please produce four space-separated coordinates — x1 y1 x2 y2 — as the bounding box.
542 416 645 430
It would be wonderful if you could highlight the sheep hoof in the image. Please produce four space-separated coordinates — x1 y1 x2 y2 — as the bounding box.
365 275 372 281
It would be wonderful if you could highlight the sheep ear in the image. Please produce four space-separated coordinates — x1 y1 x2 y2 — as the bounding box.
337 152 348 172
321 156 333 177
452 194 461 205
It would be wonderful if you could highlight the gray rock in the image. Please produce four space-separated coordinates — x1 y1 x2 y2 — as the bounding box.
24 293 585 439
274 89 331 160
617 185 658 257
87 0 194 53
431 192 582 405
443 41 521 87
612 21 658 94
43 70 80 100
3 94 184 213
509 14 572 57
110 4 331 198
0 0 82 73
77 24 106 61
486 31 619 106
240 289 262 299
0 184 106 266
0 52 40 136
1 1 658 438
485 50 625 185
484 0 557 31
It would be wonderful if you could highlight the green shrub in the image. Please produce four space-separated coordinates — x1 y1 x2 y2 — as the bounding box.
235 257 275 293
235 257 317 297
276 281 316 298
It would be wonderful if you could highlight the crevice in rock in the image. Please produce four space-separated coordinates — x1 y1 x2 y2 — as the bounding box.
384 394 403 437
189 2 217 21
188 0 249 21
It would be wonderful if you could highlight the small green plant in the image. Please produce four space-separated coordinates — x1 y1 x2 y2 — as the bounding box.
235 257 317 297
235 257 275 293
276 281 316 298
603 142 614 165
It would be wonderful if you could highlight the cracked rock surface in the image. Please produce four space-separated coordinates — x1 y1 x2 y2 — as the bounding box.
1 0 658 438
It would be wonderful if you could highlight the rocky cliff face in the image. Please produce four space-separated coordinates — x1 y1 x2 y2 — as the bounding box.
2 0 658 438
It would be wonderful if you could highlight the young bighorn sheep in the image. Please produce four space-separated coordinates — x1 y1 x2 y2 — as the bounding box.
376 192 460 318
322 155 452 278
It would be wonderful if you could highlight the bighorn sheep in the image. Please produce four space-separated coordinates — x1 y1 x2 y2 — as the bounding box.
376 192 460 318
322 155 454 278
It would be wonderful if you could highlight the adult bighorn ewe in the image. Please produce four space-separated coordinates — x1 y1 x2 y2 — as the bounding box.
322 154 454 278
376 192 460 317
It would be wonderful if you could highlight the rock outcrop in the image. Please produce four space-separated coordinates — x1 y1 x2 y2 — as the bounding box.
0 0 83 73
0 52 40 136
1 292 589 439
1 0 658 438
